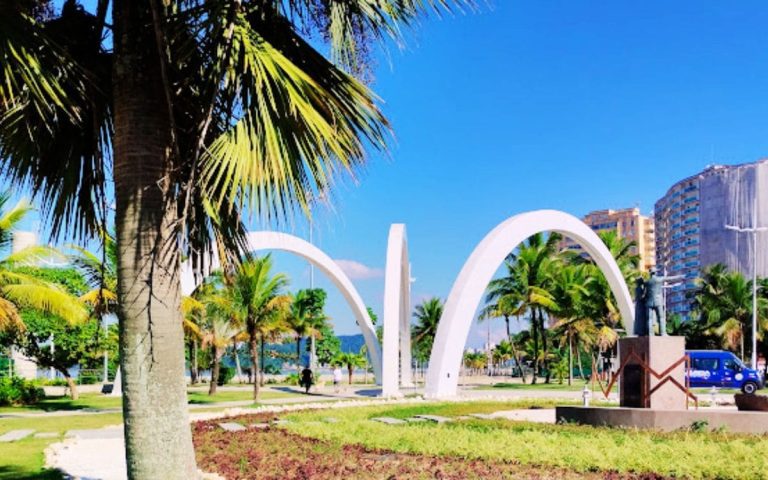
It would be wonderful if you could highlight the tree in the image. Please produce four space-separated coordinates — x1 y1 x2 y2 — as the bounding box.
70 230 118 382
297 288 327 370
2 0 466 475
200 314 242 395
505 233 561 383
315 324 342 366
0 195 86 333
694 264 767 361
333 351 366 385
412 297 444 361
549 264 591 386
220 255 290 400
69 231 118 318
4 267 94 400
479 260 528 383
285 289 327 374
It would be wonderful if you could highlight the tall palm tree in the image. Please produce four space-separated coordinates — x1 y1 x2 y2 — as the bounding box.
69 231 118 318
479 260 529 383
200 314 243 395
284 289 328 375
333 351 366 385
549 264 591 386
695 264 767 361
506 233 560 383
1 1 466 476
181 294 205 385
412 297 444 360
220 255 290 401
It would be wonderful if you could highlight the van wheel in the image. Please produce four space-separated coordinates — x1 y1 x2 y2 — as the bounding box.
742 382 758 394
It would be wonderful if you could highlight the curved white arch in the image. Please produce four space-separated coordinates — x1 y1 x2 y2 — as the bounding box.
382 224 412 397
245 232 382 384
424 210 635 398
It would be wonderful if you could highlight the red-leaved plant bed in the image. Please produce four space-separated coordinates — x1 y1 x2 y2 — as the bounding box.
193 414 669 480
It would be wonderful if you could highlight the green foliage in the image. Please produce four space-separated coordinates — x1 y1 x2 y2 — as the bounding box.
13 266 88 296
412 297 444 363
315 324 341 365
0 376 44 406
217 366 235 386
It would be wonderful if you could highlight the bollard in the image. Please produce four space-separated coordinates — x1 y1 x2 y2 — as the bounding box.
582 385 591 407
710 386 718 406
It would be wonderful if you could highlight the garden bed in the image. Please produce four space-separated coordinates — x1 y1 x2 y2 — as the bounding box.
193 413 663 479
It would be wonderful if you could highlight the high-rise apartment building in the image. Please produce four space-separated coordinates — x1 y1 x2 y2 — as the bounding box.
562 207 656 271
654 159 768 320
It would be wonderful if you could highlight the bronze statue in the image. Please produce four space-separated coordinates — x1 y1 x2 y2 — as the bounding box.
633 269 684 336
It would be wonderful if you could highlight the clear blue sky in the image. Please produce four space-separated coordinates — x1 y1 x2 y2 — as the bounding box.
23 1 768 346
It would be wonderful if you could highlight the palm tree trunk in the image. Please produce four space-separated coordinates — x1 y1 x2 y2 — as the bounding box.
541 313 551 384
568 332 573 387
61 369 78 400
531 309 539 384
113 1 195 476
189 339 198 385
296 336 302 374
577 344 585 380
506 315 528 384
233 339 243 383
249 335 260 400
259 333 266 387
209 349 220 396
348 365 353 385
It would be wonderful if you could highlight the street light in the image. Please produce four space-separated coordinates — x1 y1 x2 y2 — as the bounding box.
725 208 767 369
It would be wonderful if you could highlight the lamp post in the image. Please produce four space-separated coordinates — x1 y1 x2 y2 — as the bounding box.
725 205 767 368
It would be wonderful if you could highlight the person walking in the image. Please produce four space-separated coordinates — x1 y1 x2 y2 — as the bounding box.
300 366 314 394
332 365 343 393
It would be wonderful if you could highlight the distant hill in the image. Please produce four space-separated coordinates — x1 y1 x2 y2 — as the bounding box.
338 334 365 353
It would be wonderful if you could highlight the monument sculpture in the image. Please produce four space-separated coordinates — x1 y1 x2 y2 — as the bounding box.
633 269 684 336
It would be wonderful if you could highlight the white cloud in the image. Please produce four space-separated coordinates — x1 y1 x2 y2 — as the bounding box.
334 259 384 280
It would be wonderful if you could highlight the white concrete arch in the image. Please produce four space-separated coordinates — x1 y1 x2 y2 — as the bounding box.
245 232 382 384
424 210 635 398
381 224 412 397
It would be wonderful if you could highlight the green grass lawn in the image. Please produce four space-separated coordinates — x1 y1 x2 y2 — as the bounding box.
478 381 617 392
0 388 302 415
0 413 123 480
282 401 768 480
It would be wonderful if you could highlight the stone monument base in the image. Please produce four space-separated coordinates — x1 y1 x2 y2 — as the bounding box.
618 336 687 410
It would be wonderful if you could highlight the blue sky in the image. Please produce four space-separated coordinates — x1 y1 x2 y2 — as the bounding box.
20 1 768 347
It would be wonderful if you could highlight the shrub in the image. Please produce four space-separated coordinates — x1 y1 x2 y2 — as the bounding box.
217 366 235 386
0 376 45 406
284 373 300 385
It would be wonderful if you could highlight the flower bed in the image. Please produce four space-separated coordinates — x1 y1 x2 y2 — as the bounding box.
193 413 664 480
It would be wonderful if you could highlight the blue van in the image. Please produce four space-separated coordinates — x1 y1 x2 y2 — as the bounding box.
686 350 764 394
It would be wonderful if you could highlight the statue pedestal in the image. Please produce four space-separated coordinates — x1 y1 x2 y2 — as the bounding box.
618 336 687 410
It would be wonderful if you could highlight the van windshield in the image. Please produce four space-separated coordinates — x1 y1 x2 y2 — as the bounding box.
724 357 745 371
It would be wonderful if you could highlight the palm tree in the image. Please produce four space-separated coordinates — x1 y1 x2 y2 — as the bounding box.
69 230 118 383
221 255 290 401
69 231 117 318
479 261 528 383
695 264 767 361
284 289 329 375
2 1 465 476
181 294 205 385
412 297 444 360
549 264 591 386
200 314 243 395
506 233 561 383
333 351 366 385
0 194 86 332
